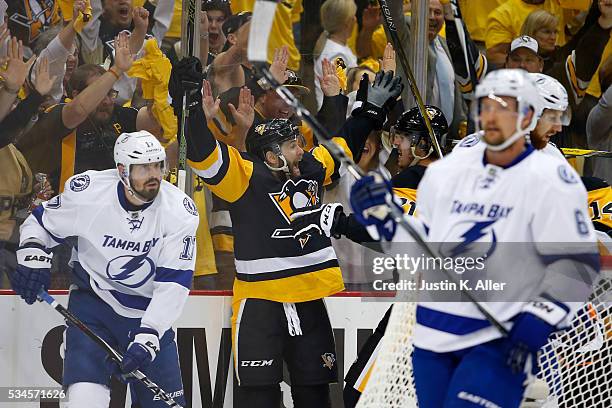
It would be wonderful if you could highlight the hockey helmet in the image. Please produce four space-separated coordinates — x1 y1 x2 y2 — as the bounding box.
114 130 166 202
529 73 570 125
247 119 301 174
391 105 449 164
474 69 541 151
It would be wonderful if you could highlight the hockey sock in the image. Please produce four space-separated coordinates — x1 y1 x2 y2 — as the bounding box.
234 384 281 408
291 384 331 408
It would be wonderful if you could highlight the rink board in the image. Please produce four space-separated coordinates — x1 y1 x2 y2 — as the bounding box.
0 291 391 407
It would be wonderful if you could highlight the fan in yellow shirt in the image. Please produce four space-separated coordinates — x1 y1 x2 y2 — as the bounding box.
458 0 506 43
230 0 301 70
486 0 566 67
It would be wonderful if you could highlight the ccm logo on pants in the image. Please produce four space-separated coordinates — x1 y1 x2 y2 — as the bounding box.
241 360 274 367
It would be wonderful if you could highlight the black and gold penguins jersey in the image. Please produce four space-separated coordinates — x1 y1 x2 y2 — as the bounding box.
185 110 363 304
582 176 612 234
392 164 427 216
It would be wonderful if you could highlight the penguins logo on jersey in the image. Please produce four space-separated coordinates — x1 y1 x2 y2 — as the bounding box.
439 220 498 260
106 251 156 288
269 179 320 247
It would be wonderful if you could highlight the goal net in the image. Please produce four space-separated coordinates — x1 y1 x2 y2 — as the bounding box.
357 259 612 408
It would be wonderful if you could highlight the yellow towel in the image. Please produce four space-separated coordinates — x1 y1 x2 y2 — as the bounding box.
127 39 178 141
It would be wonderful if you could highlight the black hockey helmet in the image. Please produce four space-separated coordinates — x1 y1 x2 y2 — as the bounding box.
391 105 449 155
247 118 300 161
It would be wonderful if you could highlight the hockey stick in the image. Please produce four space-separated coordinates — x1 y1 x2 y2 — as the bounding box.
449 0 479 93
248 0 509 337
561 148 612 159
377 0 444 159
177 0 201 194
37 290 184 408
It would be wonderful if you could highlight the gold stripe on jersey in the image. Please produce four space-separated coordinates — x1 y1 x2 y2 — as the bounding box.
588 187 612 230
188 141 254 203
232 267 344 304
393 187 418 216
59 131 77 193
310 137 351 186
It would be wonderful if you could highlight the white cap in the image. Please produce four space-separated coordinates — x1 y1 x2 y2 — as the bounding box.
510 36 539 55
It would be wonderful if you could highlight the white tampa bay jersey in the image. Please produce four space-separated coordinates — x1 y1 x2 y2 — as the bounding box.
390 144 599 352
20 169 199 336
454 132 566 162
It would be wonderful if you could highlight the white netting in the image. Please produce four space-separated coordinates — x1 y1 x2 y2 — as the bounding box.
355 301 419 408
357 261 612 408
536 271 612 408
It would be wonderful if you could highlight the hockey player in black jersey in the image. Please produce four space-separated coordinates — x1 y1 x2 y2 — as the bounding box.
169 57 402 408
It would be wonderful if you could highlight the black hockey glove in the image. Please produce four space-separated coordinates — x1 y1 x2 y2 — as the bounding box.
169 57 204 116
352 70 403 129
291 203 344 239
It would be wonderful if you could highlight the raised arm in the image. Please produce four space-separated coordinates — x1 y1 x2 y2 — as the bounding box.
61 33 134 129
170 59 253 203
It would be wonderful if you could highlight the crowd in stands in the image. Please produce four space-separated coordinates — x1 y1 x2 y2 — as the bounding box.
0 0 611 290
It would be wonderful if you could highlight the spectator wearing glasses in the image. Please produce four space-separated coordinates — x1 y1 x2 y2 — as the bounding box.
15 33 147 193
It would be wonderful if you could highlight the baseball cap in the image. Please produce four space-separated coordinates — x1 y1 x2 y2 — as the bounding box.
284 70 310 96
222 11 252 37
510 36 539 56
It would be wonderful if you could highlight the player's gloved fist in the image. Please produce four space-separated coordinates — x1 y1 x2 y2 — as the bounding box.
10 243 52 304
291 203 344 239
121 327 160 374
353 70 403 129
350 172 403 241
169 56 203 114
505 297 569 374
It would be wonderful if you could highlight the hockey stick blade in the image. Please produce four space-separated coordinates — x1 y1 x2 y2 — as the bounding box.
37 290 184 408
561 148 612 159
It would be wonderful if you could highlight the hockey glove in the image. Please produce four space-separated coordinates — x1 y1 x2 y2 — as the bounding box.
120 327 160 375
291 203 344 239
11 243 52 304
350 172 403 241
505 297 570 374
169 57 203 115
352 70 403 129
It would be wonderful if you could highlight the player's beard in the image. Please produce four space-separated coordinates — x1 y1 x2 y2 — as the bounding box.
131 177 161 202
288 161 301 178
530 133 548 150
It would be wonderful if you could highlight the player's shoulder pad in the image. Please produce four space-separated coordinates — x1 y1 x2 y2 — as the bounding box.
64 169 115 194
393 165 427 189
453 133 481 150
581 176 610 192
159 180 200 220
533 152 586 193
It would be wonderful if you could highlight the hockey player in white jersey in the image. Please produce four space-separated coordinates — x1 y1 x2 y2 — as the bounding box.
350 69 600 407
455 72 569 161
10 131 199 407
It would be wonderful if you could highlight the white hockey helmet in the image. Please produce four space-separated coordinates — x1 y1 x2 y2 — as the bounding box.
114 130 166 202
474 69 540 151
529 73 571 125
